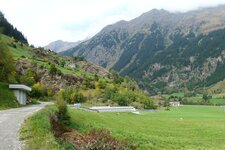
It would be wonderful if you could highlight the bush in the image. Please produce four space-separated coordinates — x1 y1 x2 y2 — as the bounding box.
202 93 212 102
114 92 129 106
184 92 196 97
19 72 35 87
56 98 70 125
98 79 107 89
62 87 86 104
103 86 118 100
49 64 62 75
29 83 47 98
59 60 66 67
143 99 157 109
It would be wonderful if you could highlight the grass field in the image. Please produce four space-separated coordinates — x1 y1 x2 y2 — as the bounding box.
69 106 225 150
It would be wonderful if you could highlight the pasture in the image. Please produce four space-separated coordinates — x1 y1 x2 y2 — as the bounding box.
69 105 225 149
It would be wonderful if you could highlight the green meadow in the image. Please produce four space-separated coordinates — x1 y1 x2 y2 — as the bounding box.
69 106 225 150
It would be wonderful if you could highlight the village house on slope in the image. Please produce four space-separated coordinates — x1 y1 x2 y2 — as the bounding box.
9 84 32 105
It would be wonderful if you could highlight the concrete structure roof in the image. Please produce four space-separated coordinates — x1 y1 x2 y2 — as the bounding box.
9 84 32 91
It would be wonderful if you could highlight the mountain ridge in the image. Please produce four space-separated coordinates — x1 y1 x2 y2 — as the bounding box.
61 5 225 94
44 40 82 53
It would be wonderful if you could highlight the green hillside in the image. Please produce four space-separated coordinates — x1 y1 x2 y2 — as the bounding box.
0 32 156 109
0 82 19 110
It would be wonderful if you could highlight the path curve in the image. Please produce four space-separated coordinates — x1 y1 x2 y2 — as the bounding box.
0 102 51 150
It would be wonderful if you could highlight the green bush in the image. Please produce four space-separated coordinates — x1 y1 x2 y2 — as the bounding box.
56 98 70 125
103 86 118 100
49 64 62 75
29 83 48 98
143 99 157 109
114 92 129 106
98 79 107 89
202 93 212 102
61 87 86 104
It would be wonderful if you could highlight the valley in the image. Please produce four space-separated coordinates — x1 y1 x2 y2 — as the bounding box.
1 3 225 150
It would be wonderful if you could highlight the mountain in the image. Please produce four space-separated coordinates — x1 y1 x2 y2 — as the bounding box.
44 40 81 53
0 11 28 44
0 12 156 109
61 5 225 94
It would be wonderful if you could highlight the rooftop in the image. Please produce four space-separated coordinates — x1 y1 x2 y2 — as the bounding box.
9 84 32 91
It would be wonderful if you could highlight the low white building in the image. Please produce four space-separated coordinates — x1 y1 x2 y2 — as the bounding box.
169 102 180 107
9 84 32 105
90 106 136 112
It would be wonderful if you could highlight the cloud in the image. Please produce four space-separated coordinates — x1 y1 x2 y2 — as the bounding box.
0 0 225 46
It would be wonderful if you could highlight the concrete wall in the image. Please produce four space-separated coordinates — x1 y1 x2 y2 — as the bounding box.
90 106 136 112
13 90 26 105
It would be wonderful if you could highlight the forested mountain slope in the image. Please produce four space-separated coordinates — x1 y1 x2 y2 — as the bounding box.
61 5 225 94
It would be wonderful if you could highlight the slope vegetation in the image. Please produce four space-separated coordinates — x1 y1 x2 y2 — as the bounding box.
61 5 225 94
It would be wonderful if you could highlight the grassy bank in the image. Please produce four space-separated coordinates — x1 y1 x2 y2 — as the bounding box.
69 106 225 150
0 82 19 110
20 106 63 150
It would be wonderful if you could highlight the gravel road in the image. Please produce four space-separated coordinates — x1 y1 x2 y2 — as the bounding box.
0 102 51 150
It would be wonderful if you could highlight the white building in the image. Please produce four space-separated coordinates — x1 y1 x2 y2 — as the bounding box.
9 84 32 105
169 102 180 107
90 106 136 112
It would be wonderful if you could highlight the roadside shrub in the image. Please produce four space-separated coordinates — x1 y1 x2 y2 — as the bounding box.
56 99 70 125
29 83 47 98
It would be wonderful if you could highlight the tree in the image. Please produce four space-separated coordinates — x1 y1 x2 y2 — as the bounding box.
0 42 15 82
59 60 66 67
202 93 211 103
62 86 86 104
143 99 156 109
0 11 28 44
98 79 106 89
49 64 61 75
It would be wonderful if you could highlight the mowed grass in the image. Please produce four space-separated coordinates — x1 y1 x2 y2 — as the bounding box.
69 106 225 150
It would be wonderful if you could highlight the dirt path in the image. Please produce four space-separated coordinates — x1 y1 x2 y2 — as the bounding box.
0 102 51 150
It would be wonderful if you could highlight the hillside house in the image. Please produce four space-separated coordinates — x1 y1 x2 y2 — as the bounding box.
9 84 32 105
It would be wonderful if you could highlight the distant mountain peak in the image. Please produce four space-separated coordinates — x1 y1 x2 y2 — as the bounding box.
44 40 82 53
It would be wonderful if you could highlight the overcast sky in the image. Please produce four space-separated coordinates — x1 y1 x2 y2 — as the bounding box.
1 0 225 46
